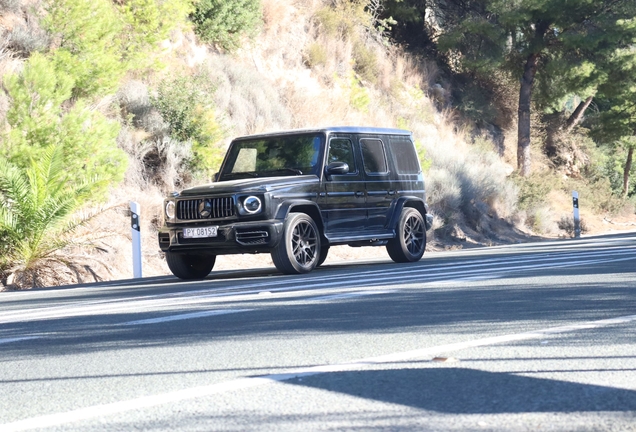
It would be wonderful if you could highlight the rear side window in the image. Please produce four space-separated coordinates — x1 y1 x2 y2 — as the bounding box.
360 139 388 174
389 137 421 174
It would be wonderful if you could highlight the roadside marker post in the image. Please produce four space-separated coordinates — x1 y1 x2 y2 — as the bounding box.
572 191 581 238
130 201 143 278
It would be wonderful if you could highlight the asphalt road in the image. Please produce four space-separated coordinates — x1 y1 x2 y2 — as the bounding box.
1 232 635 431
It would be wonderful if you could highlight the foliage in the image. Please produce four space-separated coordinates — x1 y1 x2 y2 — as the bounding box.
353 41 379 84
512 172 557 210
2 53 127 199
0 146 106 282
43 0 192 98
436 0 636 175
315 0 368 39
347 72 370 112
118 0 194 70
304 42 328 68
190 0 262 51
44 0 125 98
151 72 224 173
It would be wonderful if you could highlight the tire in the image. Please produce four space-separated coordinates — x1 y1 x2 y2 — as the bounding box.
386 207 426 263
165 251 216 280
271 212 321 274
316 246 330 267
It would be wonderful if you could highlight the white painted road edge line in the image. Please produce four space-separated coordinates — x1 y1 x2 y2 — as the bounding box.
121 309 254 326
3 313 636 432
0 336 41 345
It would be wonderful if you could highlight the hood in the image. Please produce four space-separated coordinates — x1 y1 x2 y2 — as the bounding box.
178 175 319 197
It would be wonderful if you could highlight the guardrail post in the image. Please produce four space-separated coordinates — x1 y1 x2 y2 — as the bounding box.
572 191 581 238
130 201 143 278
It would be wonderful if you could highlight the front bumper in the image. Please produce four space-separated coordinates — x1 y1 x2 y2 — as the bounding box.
158 220 284 254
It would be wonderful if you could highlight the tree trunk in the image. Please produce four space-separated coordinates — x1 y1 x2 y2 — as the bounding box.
564 95 594 132
517 53 540 177
624 146 634 198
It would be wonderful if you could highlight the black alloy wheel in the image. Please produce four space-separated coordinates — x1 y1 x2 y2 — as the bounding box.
271 212 321 274
386 207 426 263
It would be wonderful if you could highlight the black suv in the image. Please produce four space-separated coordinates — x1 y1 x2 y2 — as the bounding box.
158 127 433 279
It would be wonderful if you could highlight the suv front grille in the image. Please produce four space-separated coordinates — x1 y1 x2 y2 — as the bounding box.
177 197 235 220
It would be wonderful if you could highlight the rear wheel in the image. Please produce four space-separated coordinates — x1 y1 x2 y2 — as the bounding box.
386 207 426 263
165 251 216 280
271 212 321 274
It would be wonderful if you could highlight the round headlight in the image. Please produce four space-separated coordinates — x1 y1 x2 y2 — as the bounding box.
165 201 176 220
243 196 262 214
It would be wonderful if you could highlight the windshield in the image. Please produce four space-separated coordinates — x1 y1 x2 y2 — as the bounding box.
219 134 324 181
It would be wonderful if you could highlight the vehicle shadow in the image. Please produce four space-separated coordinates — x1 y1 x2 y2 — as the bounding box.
282 366 636 414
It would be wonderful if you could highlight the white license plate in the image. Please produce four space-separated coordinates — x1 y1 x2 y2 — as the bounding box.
183 226 218 238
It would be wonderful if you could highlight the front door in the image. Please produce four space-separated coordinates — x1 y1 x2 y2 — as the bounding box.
321 136 367 235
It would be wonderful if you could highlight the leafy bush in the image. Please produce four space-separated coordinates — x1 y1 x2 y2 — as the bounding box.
304 42 328 68
44 0 125 98
190 0 262 51
118 0 193 70
315 0 369 40
151 72 224 174
3 53 127 198
353 41 378 84
348 72 370 112
513 172 558 210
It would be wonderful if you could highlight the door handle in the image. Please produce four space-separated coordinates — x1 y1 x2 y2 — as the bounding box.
388 190 396 196
355 191 365 197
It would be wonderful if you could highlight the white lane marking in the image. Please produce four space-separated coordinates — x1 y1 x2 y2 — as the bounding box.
309 290 396 302
0 336 41 345
3 313 636 431
121 309 253 326
2 251 636 326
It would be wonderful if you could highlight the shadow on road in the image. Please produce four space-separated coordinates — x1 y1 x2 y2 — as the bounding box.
283 366 636 414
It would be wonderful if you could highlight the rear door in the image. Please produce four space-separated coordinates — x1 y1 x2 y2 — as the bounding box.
359 137 393 231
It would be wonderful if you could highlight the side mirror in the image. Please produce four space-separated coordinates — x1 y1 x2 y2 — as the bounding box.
325 161 349 175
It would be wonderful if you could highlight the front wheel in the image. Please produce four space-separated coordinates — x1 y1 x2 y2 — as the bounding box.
386 207 426 263
271 212 321 274
165 251 216 280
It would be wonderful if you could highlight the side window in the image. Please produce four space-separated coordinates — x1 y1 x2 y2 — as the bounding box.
328 138 356 172
360 139 388 174
389 138 421 174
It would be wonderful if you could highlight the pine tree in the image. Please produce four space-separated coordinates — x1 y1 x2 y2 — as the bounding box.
438 0 636 176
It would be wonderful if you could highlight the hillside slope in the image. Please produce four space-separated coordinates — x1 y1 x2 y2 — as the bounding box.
1 0 633 288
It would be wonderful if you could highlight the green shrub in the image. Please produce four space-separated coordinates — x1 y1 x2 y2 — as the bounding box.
304 42 328 68
118 0 193 70
512 172 559 210
44 0 126 98
353 41 378 84
190 0 261 51
3 53 127 199
151 72 224 174
315 0 368 40
348 72 370 112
